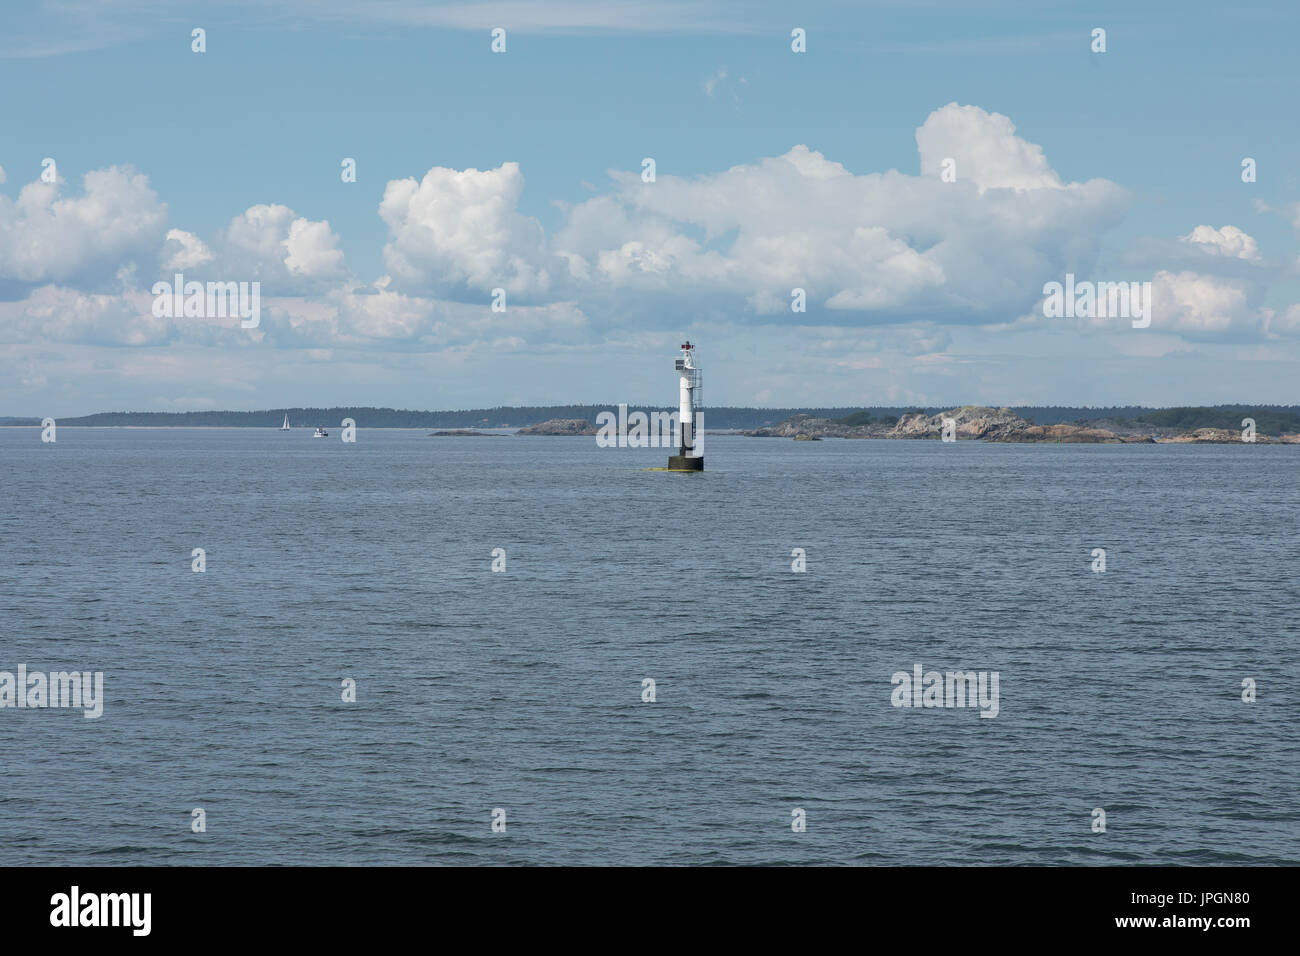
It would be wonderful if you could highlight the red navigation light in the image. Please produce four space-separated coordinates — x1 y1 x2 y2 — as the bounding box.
680 341 693 350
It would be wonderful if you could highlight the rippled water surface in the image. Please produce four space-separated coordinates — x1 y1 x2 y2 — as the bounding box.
1 428 1296 865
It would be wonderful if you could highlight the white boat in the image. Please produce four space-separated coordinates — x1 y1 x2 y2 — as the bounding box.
313 426 328 438
281 414 290 431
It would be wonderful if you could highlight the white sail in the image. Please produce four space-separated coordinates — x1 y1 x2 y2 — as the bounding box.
281 414 290 430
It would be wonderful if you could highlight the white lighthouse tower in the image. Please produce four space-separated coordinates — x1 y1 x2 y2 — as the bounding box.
669 340 703 471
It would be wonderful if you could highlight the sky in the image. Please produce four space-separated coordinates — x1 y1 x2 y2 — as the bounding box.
2 0 1300 415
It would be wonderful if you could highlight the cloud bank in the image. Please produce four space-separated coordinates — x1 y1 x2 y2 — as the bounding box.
1 103 1295 355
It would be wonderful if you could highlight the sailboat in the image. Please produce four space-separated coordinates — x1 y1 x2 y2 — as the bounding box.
281 414 290 431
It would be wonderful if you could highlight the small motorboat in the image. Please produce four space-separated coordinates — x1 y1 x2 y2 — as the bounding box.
313 426 328 438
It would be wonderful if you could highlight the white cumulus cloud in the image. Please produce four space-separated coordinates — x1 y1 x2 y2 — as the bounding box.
380 162 554 298
219 204 348 289
1151 270 1258 336
0 166 166 288
915 102 1063 191
161 229 214 271
1179 225 1260 261
548 105 1127 324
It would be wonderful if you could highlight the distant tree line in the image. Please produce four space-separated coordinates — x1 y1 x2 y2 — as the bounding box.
1133 405 1300 434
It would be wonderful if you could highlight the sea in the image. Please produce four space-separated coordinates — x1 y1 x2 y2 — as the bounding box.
1 427 1296 865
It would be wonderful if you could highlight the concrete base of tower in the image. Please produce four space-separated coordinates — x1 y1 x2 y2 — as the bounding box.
667 455 704 471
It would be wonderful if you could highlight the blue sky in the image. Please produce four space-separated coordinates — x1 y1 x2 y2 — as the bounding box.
3 0 1299 415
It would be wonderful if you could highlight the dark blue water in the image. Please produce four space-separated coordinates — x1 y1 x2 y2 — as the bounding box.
1 428 1296 865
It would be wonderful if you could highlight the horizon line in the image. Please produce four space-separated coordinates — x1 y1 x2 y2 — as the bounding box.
7 400 1300 421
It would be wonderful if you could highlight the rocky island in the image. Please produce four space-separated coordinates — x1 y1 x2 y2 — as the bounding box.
744 406 1300 443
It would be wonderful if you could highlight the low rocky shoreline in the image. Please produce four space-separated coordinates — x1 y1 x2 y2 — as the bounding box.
743 406 1300 444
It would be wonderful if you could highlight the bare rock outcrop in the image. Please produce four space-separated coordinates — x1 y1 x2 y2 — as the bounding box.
742 414 886 438
746 406 1142 443
985 423 1149 443
515 418 598 436
888 406 1023 439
